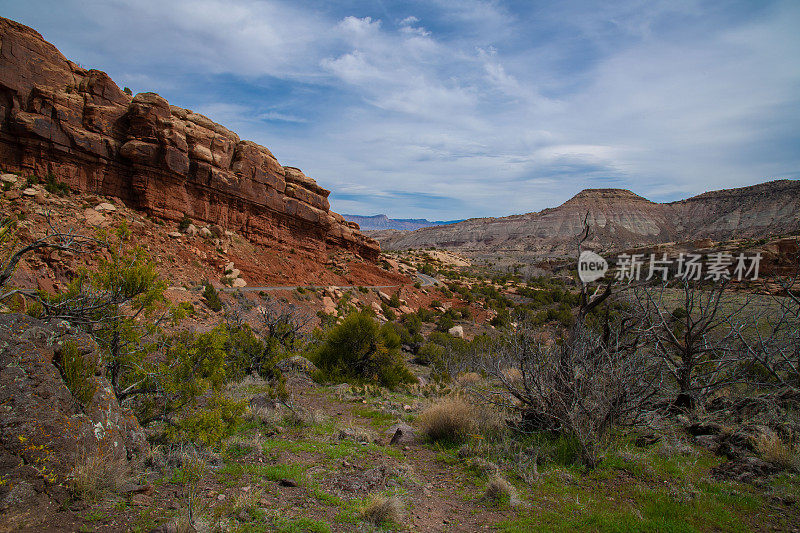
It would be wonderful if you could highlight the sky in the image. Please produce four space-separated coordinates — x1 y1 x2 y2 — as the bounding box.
2 0 799 220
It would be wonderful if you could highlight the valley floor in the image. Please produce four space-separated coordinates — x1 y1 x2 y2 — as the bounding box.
62 365 799 533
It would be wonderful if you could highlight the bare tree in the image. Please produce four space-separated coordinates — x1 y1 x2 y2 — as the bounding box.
474 217 664 467
631 279 752 411
0 215 99 302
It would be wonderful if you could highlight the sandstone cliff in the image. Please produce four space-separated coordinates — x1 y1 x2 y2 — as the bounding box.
374 180 800 255
0 17 377 261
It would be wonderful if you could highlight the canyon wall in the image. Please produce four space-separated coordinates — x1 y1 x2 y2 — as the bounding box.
0 17 378 260
374 181 800 255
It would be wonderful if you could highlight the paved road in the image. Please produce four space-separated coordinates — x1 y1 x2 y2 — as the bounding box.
220 271 438 293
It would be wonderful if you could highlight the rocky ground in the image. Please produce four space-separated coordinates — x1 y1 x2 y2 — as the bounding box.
5 354 798 533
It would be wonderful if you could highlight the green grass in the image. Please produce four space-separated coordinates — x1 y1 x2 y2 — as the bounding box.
215 462 306 486
352 405 397 428
498 441 764 533
273 516 333 533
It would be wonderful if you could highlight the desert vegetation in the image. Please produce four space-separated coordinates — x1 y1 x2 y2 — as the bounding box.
1 198 799 532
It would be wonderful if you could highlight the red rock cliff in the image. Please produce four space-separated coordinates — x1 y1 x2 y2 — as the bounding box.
0 17 378 260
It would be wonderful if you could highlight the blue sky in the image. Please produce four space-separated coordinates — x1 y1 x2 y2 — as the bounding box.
3 0 799 219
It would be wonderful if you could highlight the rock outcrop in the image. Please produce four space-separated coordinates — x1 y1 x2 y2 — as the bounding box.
0 314 147 529
0 17 378 261
374 181 800 256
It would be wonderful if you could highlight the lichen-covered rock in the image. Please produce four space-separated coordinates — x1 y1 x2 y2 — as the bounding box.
0 314 147 527
0 17 379 262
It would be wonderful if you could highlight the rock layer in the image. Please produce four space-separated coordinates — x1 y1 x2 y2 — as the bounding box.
374 181 800 255
0 17 378 260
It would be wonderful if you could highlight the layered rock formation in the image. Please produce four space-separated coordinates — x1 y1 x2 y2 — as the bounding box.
375 180 800 256
0 17 377 260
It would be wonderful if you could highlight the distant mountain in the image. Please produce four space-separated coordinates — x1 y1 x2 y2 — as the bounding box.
372 180 800 256
342 214 462 231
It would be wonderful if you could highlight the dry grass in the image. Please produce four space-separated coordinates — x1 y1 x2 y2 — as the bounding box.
500 366 523 386
754 430 798 470
456 372 482 386
69 450 130 501
417 396 474 443
482 476 520 507
233 486 265 515
362 495 402 526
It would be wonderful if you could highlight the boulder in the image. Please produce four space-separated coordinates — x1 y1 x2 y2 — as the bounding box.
0 173 18 185
322 296 337 315
231 278 247 288
386 422 417 445
83 208 106 226
448 325 464 338
95 202 116 212
0 314 147 529
21 187 37 197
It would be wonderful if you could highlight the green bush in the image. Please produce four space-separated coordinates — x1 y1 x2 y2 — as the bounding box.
170 393 246 447
203 281 223 312
436 315 455 332
388 293 401 308
416 341 446 366
44 172 70 196
178 214 192 232
490 309 511 328
312 311 416 387
380 301 396 321
56 341 97 405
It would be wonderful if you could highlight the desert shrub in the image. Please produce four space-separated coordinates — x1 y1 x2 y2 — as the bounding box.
754 430 798 470
421 332 492 381
490 308 511 328
178 213 192 232
69 451 129 501
170 393 246 447
56 340 97 405
482 477 519 507
44 172 70 196
402 313 422 335
175 301 195 317
312 311 416 387
362 495 402 526
436 314 455 332
416 307 436 323
388 292 401 308
415 341 445 367
381 301 396 321
417 396 473 444
430 299 443 309
203 281 223 311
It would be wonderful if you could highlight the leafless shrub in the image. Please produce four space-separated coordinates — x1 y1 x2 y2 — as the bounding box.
476 217 665 467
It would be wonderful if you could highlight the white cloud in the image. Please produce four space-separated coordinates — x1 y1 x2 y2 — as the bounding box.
5 0 798 219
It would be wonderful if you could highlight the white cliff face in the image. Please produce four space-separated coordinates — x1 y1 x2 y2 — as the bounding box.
373 181 800 256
